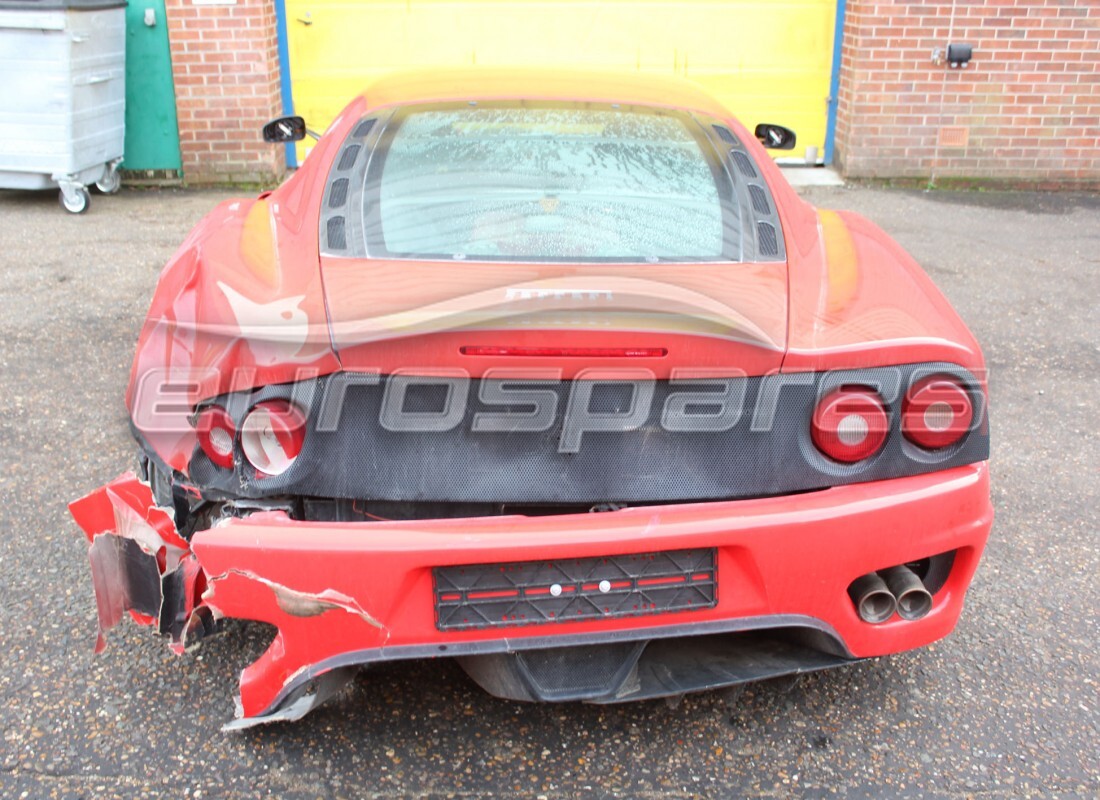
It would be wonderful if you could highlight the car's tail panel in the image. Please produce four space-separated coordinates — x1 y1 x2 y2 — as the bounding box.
319 256 789 378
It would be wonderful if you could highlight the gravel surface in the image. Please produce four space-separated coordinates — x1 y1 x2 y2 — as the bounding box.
0 183 1096 799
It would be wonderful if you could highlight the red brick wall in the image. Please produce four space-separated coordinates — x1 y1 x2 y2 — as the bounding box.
165 0 285 184
835 0 1099 185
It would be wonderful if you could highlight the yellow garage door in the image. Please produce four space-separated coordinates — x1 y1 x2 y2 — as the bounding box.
283 0 838 164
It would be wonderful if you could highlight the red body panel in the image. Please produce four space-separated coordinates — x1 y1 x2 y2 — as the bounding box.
322 256 788 378
124 99 364 472
782 207 985 373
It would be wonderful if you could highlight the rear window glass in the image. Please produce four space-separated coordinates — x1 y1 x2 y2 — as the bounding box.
364 104 738 262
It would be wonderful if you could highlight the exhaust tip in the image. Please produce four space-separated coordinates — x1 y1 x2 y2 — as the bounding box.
848 573 896 624
880 566 933 621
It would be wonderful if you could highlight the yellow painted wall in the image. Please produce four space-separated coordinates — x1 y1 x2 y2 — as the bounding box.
285 0 837 163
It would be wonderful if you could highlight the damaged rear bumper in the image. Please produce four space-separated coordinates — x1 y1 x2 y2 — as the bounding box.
71 463 992 729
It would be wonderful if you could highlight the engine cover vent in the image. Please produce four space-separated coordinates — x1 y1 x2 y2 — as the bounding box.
757 221 779 256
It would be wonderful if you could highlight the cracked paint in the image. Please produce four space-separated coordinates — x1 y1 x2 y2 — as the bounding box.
215 569 384 628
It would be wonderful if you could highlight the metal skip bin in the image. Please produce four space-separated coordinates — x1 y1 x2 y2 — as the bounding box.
0 0 125 213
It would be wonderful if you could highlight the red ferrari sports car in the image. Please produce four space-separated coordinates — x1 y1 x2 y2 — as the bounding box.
71 70 991 729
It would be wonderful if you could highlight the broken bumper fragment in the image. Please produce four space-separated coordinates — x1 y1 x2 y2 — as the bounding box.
72 464 992 729
69 475 214 655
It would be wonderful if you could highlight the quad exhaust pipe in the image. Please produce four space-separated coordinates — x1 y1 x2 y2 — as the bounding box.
848 573 897 624
880 566 934 621
848 565 933 623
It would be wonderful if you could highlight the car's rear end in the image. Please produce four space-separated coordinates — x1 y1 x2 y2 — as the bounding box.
71 71 991 728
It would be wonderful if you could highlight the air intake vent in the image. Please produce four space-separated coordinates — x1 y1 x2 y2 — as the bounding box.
434 548 717 631
732 151 757 179
712 124 736 144
353 119 375 138
328 178 349 209
748 184 771 216
757 222 779 257
327 216 347 250
337 144 361 171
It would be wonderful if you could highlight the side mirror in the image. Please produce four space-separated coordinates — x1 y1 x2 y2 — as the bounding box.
262 116 307 143
754 123 797 151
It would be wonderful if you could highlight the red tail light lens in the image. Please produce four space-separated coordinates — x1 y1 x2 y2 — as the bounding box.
903 376 973 449
811 388 889 463
240 400 307 477
196 406 236 469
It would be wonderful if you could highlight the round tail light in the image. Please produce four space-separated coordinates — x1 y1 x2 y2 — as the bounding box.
195 406 236 469
240 400 307 477
811 388 889 463
903 376 973 449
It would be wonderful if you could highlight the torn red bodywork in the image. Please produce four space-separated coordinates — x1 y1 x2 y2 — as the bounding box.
72 70 992 729
70 474 211 656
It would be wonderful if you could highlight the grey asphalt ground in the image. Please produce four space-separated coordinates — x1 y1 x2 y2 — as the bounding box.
0 180 1097 799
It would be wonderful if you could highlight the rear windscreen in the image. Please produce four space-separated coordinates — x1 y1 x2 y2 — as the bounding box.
363 104 739 262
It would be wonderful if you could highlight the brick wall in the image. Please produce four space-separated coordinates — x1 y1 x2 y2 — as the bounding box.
165 0 285 184
835 0 1100 185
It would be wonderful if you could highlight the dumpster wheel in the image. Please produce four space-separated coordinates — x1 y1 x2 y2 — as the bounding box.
59 186 90 214
96 160 122 195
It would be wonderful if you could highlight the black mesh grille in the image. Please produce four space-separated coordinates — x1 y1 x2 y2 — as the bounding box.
326 216 346 250
434 549 717 631
712 124 736 144
328 178 349 209
732 151 758 179
353 119 375 138
757 221 778 256
748 184 771 216
337 144 361 172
